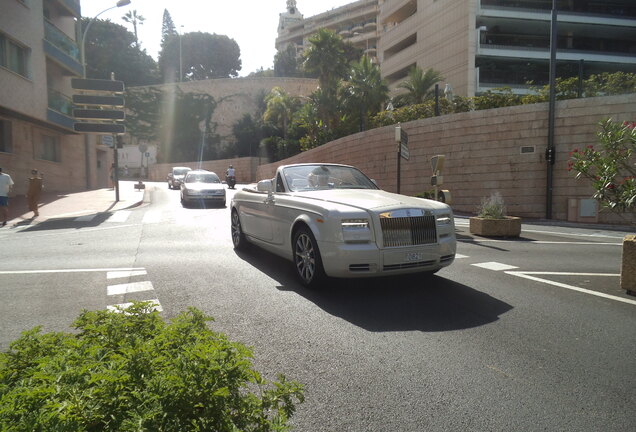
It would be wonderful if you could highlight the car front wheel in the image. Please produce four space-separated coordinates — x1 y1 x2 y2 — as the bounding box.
231 209 247 250
293 227 325 288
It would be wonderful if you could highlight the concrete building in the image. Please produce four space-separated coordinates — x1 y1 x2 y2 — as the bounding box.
276 0 380 63
277 0 636 96
0 0 112 194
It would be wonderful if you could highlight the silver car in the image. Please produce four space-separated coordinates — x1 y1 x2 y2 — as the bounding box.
167 166 192 189
180 170 226 207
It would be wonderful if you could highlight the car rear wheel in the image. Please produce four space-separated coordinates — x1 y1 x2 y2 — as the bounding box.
231 210 247 250
293 227 325 288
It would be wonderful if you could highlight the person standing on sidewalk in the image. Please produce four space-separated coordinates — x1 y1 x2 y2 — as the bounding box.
0 167 15 226
27 169 43 218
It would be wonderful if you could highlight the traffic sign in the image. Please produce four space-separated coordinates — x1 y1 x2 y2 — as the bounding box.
71 78 124 93
400 143 410 160
72 94 124 107
73 109 125 120
101 135 114 147
73 123 125 134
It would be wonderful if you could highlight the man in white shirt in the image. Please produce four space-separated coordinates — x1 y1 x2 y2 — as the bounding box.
0 167 15 226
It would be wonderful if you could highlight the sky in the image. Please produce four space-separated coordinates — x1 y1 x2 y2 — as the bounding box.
81 0 356 76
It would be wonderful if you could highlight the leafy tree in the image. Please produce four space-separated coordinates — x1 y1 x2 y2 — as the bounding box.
274 44 301 77
159 32 242 82
156 87 221 163
82 18 159 86
161 9 177 47
125 86 162 144
0 303 304 430
341 55 389 131
232 114 263 157
122 9 145 47
263 87 301 140
394 66 445 106
569 119 636 218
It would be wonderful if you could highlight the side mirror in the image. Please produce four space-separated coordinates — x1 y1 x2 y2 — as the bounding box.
257 179 273 193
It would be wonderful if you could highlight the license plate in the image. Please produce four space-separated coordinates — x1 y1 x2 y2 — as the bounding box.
405 252 423 262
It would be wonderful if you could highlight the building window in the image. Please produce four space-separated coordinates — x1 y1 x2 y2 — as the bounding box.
0 33 30 78
37 134 61 162
0 119 12 153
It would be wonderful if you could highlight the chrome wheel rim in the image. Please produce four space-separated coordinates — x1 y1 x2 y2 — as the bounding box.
294 233 315 283
231 212 241 246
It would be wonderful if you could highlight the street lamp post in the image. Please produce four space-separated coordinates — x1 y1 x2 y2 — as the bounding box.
80 0 131 78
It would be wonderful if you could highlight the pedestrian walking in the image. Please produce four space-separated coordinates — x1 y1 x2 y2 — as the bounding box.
27 169 43 218
0 167 15 227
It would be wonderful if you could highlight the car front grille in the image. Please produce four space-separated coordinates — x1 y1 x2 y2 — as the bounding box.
380 215 437 247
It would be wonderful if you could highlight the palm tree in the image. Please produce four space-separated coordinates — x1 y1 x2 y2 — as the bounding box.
342 55 389 131
263 87 300 140
395 66 445 106
122 9 145 48
302 28 349 91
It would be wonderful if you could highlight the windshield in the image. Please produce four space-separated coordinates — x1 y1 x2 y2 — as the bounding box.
185 173 221 183
283 165 378 192
174 168 191 176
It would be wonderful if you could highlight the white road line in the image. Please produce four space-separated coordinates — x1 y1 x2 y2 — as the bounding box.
0 267 145 275
459 239 621 245
75 214 97 222
105 210 131 223
142 210 162 224
107 281 154 296
107 270 147 279
107 299 163 313
506 271 636 306
522 228 627 240
455 254 469 259
472 262 519 271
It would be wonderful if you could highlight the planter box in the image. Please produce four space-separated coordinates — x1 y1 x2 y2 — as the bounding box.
469 216 521 237
621 234 636 295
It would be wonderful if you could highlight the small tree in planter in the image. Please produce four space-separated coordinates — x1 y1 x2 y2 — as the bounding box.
569 118 636 294
469 192 521 237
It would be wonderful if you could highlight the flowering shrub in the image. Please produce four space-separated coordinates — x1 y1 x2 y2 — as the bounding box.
569 119 636 214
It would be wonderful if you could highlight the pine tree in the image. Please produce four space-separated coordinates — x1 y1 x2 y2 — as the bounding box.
161 9 177 47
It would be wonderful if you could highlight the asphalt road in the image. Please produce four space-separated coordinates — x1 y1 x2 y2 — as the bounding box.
1 182 634 431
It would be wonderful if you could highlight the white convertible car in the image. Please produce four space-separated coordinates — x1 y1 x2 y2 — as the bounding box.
230 163 456 287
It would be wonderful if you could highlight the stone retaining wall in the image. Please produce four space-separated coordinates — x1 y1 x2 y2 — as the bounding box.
256 94 636 224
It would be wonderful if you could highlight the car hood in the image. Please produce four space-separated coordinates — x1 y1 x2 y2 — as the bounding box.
184 183 224 191
296 189 450 212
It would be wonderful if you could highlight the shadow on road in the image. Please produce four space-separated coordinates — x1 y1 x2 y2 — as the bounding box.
235 246 513 333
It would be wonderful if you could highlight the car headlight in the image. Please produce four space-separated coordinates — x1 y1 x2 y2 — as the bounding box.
436 214 453 225
341 219 371 243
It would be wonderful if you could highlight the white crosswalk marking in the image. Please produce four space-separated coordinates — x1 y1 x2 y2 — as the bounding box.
105 210 131 223
142 210 162 224
455 254 469 259
107 270 147 279
472 262 519 271
75 214 97 222
107 299 163 313
107 281 154 296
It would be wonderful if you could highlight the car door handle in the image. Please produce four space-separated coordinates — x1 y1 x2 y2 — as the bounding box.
264 197 275 205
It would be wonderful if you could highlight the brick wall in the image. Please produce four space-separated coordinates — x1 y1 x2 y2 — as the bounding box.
256 94 636 225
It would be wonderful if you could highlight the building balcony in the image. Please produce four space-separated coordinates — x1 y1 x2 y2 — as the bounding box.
364 20 377 31
52 0 81 18
351 23 364 33
47 88 75 131
380 12 419 50
381 43 419 78
43 19 83 77
339 28 352 37
479 0 636 18
380 0 417 24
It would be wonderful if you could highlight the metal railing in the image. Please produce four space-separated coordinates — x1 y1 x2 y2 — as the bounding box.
47 87 74 116
44 19 80 62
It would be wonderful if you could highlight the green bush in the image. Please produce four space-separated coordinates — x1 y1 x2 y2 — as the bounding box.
0 302 304 431
477 192 507 219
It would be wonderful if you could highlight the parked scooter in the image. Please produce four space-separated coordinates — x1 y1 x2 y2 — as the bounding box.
226 175 236 189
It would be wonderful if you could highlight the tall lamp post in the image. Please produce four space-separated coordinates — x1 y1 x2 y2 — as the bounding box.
80 0 131 78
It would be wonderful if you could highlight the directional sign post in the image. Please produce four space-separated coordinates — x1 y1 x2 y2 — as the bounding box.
72 77 126 201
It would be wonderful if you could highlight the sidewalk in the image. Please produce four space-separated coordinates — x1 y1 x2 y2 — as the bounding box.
3 180 147 228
